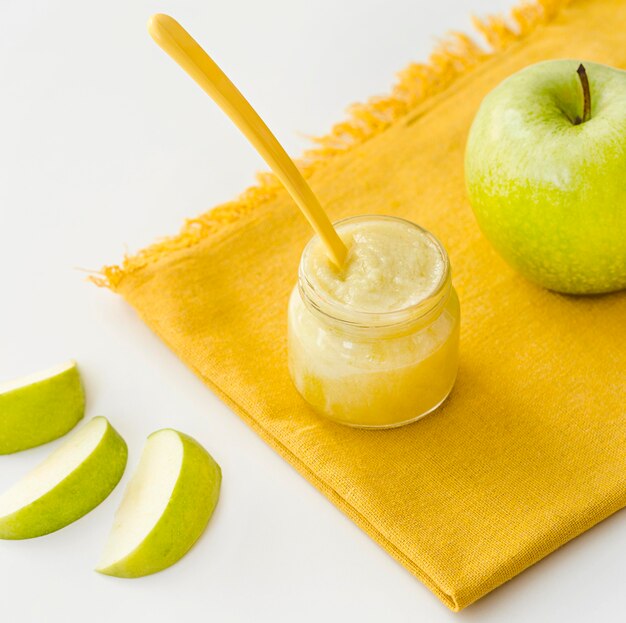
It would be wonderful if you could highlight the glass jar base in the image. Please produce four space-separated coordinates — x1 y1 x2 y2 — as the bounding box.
318 379 457 430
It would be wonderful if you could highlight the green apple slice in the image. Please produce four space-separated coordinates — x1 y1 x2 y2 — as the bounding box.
96 429 221 578
0 360 85 454
0 416 127 539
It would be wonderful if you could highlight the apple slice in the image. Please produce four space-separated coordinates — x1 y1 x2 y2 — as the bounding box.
0 417 127 539
0 360 85 454
96 429 221 578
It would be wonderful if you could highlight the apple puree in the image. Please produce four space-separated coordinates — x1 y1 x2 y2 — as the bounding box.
303 218 446 313
288 216 460 428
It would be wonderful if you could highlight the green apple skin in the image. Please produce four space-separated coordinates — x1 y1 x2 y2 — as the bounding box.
97 430 221 578
0 417 127 539
0 360 85 454
465 60 626 294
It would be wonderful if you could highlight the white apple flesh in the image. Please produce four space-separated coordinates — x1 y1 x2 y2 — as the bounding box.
96 429 221 578
0 417 127 539
0 360 85 454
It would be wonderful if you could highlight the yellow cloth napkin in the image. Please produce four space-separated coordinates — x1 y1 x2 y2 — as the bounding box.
98 0 626 610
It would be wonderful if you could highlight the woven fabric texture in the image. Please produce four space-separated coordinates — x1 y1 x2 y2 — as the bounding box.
99 0 626 610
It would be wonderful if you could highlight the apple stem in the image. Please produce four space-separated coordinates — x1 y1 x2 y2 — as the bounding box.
575 64 591 125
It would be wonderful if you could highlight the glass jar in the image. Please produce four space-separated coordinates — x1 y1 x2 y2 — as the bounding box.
287 215 460 429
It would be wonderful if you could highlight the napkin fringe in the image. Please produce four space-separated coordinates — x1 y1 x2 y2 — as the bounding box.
93 0 571 290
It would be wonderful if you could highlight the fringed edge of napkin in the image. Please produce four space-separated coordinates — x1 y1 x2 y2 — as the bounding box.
93 0 573 290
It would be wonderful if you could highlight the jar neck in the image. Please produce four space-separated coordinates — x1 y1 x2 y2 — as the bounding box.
298 261 452 339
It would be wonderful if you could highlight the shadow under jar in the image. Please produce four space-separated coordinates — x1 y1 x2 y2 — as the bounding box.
288 215 460 429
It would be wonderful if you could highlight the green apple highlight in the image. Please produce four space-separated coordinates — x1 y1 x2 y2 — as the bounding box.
466 60 626 294
0 360 85 454
0 417 127 539
96 429 221 578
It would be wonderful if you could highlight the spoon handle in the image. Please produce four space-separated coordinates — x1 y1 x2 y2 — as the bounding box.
148 14 347 267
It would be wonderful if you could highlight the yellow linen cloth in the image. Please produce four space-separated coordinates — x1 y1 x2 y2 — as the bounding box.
99 0 626 610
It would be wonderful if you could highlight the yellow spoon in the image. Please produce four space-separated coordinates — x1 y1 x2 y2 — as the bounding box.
147 14 348 268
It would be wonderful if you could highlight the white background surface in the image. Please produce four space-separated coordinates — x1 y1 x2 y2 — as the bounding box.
0 1 624 621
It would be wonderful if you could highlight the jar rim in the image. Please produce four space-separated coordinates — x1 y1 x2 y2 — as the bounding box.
298 214 452 330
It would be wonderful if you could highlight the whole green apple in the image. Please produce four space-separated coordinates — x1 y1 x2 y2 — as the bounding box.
465 60 626 294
